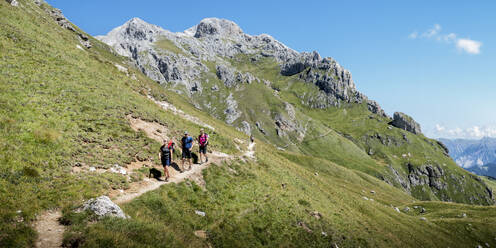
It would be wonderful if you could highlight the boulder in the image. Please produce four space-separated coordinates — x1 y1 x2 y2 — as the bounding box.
6 0 18 6
391 112 422 135
80 196 127 219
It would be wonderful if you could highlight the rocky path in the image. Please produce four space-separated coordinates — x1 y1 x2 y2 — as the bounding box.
115 151 231 204
34 210 64 248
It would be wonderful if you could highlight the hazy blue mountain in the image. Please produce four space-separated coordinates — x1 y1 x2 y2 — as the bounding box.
467 163 496 178
439 137 496 177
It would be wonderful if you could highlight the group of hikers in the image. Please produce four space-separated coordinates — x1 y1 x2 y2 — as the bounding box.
158 128 209 181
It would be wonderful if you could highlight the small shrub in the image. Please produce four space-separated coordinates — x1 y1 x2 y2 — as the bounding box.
298 199 311 207
22 167 40 178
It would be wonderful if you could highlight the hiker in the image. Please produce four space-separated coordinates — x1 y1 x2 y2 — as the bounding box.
181 131 194 171
159 139 174 181
197 128 209 164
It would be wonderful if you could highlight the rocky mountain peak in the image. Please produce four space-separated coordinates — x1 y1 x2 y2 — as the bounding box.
98 17 388 118
188 17 244 38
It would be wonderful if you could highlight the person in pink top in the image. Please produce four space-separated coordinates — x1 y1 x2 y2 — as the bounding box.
197 128 209 164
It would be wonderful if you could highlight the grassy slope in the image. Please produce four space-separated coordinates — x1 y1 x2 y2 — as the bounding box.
1 1 496 247
0 1 242 246
64 144 496 248
196 53 492 205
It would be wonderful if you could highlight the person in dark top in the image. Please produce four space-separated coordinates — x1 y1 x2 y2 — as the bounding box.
181 131 194 171
197 128 209 164
159 139 174 181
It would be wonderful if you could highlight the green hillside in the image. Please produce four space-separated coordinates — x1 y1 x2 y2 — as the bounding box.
170 42 493 205
1 1 495 247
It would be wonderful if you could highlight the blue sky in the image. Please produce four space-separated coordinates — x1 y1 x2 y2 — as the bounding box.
46 0 496 139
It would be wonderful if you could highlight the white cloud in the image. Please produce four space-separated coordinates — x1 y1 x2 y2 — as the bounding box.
435 124 446 132
409 24 482 54
434 124 496 139
456 38 482 54
441 33 457 43
422 24 441 38
408 31 418 39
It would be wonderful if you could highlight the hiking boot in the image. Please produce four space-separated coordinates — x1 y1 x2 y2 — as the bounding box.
206 157 208 162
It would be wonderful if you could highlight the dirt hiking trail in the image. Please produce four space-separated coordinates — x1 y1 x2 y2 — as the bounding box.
114 151 232 204
34 210 64 248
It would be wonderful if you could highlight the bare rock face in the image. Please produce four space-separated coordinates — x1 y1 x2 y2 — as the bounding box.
408 163 446 190
281 51 387 116
216 65 258 88
391 112 422 134
237 121 251 135
79 196 127 219
216 64 236 87
224 93 241 124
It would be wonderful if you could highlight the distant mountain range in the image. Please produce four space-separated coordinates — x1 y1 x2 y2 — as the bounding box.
439 137 496 177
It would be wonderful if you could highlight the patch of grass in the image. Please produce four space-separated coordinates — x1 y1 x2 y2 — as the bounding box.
154 37 188 57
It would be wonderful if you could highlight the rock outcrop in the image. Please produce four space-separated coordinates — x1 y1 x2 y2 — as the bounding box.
280 51 387 116
391 112 422 134
407 163 446 190
79 196 127 219
224 93 241 124
237 121 251 135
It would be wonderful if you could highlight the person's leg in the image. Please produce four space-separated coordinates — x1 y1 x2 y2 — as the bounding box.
199 148 203 164
163 166 169 180
204 145 208 162
181 152 185 172
188 150 192 170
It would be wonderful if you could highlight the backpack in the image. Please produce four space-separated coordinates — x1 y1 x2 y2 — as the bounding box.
198 134 208 146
